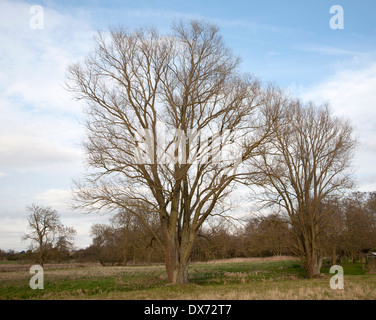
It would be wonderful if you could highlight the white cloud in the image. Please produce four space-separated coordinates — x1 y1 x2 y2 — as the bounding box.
0 1 95 250
0 0 94 113
0 0 92 172
35 188 72 210
0 134 81 168
0 97 84 170
0 217 29 251
297 63 376 191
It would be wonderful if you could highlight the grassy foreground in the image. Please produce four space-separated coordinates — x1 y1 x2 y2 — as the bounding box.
0 256 375 300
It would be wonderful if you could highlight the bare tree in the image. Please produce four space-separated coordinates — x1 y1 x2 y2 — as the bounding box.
251 100 356 277
66 20 279 284
23 204 76 266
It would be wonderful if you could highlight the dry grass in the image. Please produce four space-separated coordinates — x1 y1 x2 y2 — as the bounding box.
198 255 299 265
104 276 376 300
182 278 376 300
1 257 375 300
0 262 102 273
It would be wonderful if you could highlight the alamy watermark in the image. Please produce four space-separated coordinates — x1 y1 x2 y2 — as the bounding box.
29 265 44 290
29 5 44 30
131 121 244 168
329 265 344 290
330 5 344 30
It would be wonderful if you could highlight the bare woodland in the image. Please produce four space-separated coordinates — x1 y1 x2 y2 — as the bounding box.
10 20 374 284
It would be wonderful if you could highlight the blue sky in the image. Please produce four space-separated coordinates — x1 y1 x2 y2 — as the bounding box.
1 0 376 251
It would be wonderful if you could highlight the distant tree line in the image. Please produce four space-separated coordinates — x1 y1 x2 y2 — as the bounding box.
74 191 376 265
3 191 374 266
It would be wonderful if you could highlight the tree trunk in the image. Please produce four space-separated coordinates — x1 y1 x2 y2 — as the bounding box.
163 231 195 285
38 246 45 267
164 245 190 284
174 261 189 284
164 234 177 284
303 252 323 278
122 248 127 266
147 247 152 266
331 246 337 265
132 244 136 265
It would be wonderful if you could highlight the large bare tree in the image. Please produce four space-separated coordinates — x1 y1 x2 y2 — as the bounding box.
251 100 356 277
66 20 279 284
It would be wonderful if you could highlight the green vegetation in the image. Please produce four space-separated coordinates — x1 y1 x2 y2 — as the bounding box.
1 257 375 300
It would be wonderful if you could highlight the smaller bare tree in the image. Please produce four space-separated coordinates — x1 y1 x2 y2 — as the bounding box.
251 99 356 277
23 204 76 266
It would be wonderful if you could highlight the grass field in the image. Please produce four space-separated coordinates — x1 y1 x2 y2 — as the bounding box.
1 256 375 300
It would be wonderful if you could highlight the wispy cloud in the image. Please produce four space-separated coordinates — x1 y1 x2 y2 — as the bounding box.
35 188 72 210
297 62 376 191
0 0 94 114
96 6 296 36
265 50 282 59
296 44 365 57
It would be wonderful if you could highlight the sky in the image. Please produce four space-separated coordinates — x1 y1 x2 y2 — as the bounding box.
1 0 376 251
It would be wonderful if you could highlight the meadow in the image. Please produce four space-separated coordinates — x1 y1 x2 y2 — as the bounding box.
0 256 375 300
